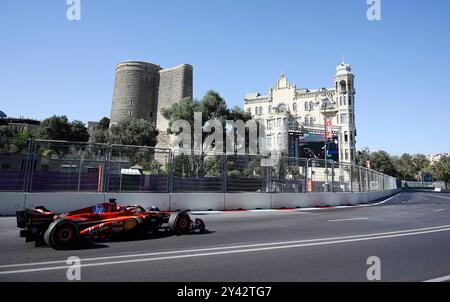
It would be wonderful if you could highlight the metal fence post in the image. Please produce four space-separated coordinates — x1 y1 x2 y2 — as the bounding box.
77 151 84 192
358 166 362 192
366 169 370 192
22 139 32 192
222 154 227 193
267 164 272 193
304 159 309 193
331 162 335 192
27 139 37 192
350 164 353 193
168 151 174 193
103 145 112 193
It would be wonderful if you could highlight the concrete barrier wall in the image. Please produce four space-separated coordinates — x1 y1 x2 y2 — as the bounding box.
271 194 309 209
0 192 26 216
170 193 224 211
0 189 401 216
225 193 271 210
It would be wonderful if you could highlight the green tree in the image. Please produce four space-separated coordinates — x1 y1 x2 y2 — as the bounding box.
108 117 158 146
394 153 416 180
412 154 430 180
36 115 89 142
356 147 371 167
90 117 110 144
0 127 14 139
162 91 253 178
36 115 72 141
370 150 396 175
434 155 450 188
70 120 89 142
0 127 34 153
98 117 110 131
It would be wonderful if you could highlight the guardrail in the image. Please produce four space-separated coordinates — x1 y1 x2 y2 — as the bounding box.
0 138 398 193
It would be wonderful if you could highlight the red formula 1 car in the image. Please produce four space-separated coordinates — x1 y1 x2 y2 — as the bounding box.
16 199 205 250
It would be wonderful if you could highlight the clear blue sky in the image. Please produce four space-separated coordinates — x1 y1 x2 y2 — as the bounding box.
1 0 449 155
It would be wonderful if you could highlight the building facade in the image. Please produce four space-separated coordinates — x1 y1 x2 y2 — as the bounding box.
243 62 357 163
1 117 40 133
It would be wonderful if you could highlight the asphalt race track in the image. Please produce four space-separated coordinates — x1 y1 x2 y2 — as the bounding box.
1 191 450 282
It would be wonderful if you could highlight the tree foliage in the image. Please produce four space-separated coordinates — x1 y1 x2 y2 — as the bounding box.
162 90 253 178
0 128 34 153
369 151 396 175
108 117 158 147
90 117 110 144
36 115 89 142
356 148 433 181
434 155 450 188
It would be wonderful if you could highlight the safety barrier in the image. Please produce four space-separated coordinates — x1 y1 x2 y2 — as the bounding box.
0 189 401 216
0 139 398 194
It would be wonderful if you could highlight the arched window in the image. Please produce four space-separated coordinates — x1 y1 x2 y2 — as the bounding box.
293 103 297 112
259 106 263 115
278 103 287 112
309 117 314 125
309 101 313 111
305 102 309 111
304 115 310 125
339 80 347 93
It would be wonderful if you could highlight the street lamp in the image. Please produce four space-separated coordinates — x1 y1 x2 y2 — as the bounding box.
320 96 338 192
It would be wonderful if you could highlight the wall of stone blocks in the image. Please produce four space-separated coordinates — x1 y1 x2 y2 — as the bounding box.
110 61 162 125
157 64 193 133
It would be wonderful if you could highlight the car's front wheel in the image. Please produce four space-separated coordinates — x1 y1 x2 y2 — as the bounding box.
168 211 191 234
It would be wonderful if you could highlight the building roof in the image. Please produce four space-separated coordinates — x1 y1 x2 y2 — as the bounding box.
0 111 6 119
244 93 260 100
6 117 40 125
336 63 352 76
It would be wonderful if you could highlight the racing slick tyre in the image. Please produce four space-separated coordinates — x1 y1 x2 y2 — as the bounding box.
168 211 191 234
44 219 78 250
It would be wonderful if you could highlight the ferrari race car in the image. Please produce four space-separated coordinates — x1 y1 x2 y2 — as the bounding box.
16 199 206 250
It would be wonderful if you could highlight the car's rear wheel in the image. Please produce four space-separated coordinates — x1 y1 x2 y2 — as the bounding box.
168 211 191 234
44 220 78 250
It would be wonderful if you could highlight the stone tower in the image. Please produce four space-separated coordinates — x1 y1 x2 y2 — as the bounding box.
110 61 162 125
334 62 356 162
156 64 193 149
110 61 193 149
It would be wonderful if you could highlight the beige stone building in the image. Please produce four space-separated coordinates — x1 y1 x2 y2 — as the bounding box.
244 62 357 163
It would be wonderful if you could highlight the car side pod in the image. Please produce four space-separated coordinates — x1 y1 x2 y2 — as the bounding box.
168 211 191 234
44 219 79 250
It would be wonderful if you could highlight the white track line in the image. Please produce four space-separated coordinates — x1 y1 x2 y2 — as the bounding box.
1 223 450 274
420 193 450 200
424 275 450 282
328 217 369 222
1 226 450 275
433 209 445 212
